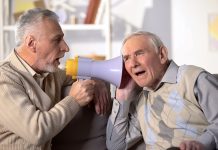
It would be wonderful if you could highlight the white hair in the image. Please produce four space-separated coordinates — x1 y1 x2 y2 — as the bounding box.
15 8 59 46
122 31 165 52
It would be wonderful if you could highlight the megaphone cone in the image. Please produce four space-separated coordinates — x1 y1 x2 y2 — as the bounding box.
66 56 123 87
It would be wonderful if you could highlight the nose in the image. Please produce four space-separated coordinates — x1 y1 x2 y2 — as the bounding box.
60 40 70 52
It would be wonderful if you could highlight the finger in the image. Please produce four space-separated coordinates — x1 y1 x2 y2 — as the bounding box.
100 93 106 115
86 94 94 103
94 86 103 115
101 89 111 115
100 91 109 115
95 102 100 115
195 144 201 150
185 142 191 150
97 92 103 115
191 141 200 150
99 94 105 115
104 93 110 115
180 142 186 150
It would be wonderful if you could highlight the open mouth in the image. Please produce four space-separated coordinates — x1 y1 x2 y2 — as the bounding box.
54 58 61 65
135 71 146 76
56 55 64 62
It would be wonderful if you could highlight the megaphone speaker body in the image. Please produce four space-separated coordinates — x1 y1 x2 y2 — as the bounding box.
66 56 123 87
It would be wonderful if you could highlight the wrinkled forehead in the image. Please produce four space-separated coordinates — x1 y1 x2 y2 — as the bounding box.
34 19 63 36
121 35 153 54
38 18 61 29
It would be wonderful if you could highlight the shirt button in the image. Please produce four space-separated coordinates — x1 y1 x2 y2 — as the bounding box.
113 110 116 114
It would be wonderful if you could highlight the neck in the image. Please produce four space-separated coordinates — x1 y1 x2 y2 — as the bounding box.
150 60 170 90
15 46 37 71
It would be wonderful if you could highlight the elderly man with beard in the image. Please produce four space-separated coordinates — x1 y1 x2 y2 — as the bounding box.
0 8 110 150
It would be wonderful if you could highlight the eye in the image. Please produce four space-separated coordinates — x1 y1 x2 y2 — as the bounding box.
135 50 145 56
123 55 129 62
53 35 64 44
55 37 62 43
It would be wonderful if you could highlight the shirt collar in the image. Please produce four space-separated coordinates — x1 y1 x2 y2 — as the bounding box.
161 60 179 84
13 50 48 78
15 52 36 77
143 60 179 91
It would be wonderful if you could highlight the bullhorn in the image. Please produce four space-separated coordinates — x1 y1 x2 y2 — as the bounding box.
66 56 123 87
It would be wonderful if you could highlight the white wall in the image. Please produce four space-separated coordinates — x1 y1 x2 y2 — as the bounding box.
111 0 171 58
171 0 218 73
110 0 218 73
2 0 218 74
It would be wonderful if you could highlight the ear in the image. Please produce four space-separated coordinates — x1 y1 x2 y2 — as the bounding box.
158 46 168 64
25 35 37 53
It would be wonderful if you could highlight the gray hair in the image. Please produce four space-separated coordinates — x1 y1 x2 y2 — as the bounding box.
15 8 59 46
122 31 165 52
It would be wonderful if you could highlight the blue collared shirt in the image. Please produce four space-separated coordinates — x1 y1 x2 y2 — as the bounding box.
106 60 218 150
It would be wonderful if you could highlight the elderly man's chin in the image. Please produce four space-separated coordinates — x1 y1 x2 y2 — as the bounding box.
44 63 59 73
135 79 147 87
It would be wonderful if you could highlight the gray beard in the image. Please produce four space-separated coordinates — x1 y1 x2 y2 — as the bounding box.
44 64 58 73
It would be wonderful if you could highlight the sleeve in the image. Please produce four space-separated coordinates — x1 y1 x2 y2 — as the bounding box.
194 72 218 149
106 98 143 150
0 71 80 145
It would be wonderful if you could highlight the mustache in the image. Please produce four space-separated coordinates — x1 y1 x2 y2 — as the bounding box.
57 53 65 59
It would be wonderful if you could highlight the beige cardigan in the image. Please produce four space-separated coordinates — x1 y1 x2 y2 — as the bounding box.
0 51 80 150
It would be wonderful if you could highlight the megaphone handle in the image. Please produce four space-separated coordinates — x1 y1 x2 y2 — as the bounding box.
77 78 94 109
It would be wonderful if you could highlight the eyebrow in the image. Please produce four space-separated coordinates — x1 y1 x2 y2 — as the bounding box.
52 33 64 40
135 49 145 53
123 49 145 55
